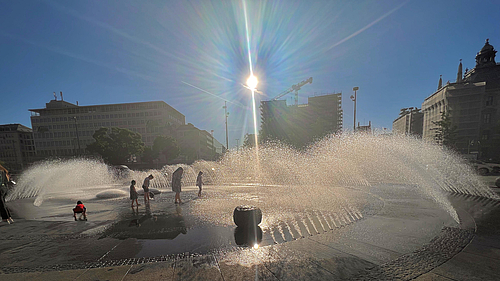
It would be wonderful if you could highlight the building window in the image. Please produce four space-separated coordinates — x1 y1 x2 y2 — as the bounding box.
486 96 493 106
482 130 490 140
483 113 491 124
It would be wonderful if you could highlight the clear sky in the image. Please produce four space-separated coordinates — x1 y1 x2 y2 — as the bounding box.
1 0 499 148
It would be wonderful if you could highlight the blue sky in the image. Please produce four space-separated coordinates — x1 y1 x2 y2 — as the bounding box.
1 0 499 148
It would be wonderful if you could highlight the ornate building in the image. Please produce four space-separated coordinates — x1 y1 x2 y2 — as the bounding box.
422 39 500 160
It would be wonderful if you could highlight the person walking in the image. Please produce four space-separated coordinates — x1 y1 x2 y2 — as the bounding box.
0 165 14 224
130 180 140 207
196 171 203 197
142 174 154 204
172 167 184 204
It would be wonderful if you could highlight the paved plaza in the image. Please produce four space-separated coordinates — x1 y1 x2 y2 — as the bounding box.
0 183 499 281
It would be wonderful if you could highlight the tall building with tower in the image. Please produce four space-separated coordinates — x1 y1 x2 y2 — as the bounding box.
421 39 500 160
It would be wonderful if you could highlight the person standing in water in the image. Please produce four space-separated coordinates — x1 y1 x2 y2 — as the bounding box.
130 180 140 207
142 174 154 204
172 167 184 204
0 166 13 224
196 171 203 197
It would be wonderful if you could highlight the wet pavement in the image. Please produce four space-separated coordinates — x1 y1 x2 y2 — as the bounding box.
0 184 499 280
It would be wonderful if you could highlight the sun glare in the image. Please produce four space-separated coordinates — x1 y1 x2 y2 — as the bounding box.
246 75 258 91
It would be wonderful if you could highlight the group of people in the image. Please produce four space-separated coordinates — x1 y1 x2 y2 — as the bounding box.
128 168 204 206
72 168 204 221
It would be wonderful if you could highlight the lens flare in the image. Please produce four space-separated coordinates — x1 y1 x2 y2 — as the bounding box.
246 75 258 91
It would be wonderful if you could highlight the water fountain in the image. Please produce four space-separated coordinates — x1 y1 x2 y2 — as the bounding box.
5 134 498 253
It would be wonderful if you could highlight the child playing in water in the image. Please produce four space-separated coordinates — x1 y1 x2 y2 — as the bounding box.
196 171 203 197
130 180 140 207
73 200 87 221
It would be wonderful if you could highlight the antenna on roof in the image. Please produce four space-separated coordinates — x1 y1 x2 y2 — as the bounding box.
53 92 57 101
60 91 63 101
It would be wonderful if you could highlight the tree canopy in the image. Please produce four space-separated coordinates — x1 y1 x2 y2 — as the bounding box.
431 110 459 149
87 127 144 165
152 135 180 164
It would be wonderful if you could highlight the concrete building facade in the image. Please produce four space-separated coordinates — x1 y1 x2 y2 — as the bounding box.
176 123 225 163
392 108 423 137
260 93 343 147
422 39 500 160
0 124 35 171
29 100 185 157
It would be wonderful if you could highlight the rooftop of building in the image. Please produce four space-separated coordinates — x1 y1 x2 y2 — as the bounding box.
29 99 184 117
0 124 32 132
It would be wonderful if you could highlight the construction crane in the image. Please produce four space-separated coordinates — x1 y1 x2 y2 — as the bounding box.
271 77 313 105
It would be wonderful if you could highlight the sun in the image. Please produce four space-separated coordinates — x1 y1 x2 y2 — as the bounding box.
246 75 258 91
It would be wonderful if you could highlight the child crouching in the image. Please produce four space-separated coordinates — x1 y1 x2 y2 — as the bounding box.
73 200 87 221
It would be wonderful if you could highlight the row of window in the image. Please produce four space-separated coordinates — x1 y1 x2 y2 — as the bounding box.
35 139 94 148
37 149 85 156
35 119 168 130
33 111 166 123
0 151 17 158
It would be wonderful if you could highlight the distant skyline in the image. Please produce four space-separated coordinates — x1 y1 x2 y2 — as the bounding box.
1 0 499 148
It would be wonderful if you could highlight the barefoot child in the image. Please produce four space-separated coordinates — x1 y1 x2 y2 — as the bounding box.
130 180 140 207
73 201 87 221
142 174 154 204
196 171 203 197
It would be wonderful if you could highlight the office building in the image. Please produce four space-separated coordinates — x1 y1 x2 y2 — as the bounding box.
260 93 343 147
30 99 185 157
0 124 35 171
392 108 423 137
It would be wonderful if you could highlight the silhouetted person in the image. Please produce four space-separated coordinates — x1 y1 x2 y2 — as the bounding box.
130 180 140 207
0 165 14 224
142 174 154 204
172 167 184 204
196 171 203 197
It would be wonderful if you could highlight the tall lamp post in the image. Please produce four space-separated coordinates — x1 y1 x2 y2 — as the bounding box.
223 101 229 151
73 116 81 155
211 130 215 160
350 87 359 132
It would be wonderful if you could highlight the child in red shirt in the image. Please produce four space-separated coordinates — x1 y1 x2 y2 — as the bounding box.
73 201 87 221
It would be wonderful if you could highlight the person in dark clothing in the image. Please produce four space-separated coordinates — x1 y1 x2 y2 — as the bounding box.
172 167 184 204
73 200 87 221
196 171 203 197
130 180 140 207
0 165 14 224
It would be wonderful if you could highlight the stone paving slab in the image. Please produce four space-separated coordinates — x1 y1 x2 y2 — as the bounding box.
427 251 500 281
1 185 499 280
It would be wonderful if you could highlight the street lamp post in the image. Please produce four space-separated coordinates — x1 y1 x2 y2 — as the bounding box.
246 75 259 148
73 116 81 155
350 87 359 132
211 130 215 160
223 101 229 151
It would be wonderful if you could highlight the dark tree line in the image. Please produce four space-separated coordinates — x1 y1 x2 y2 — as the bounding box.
87 127 180 165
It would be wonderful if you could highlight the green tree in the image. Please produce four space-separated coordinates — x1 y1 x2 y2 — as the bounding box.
152 135 180 163
431 110 459 149
87 127 144 165
243 133 257 148
141 146 159 163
